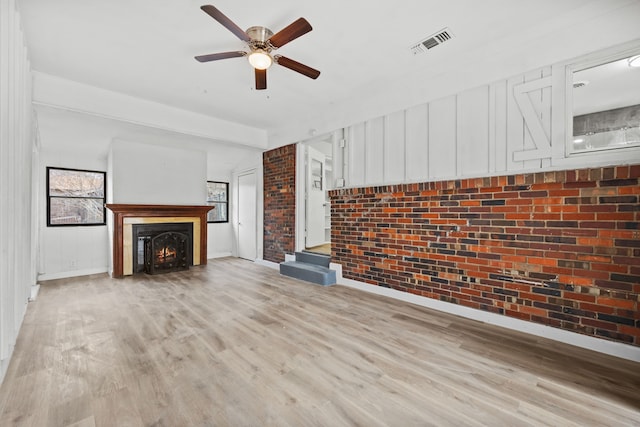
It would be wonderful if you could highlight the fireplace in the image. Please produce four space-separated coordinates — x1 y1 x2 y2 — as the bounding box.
105 204 213 277
132 223 193 274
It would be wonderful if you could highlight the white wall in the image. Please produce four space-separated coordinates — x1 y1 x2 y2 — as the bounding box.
35 107 113 280
35 107 264 278
207 150 262 259
206 164 233 259
109 139 207 205
341 42 640 188
0 0 35 383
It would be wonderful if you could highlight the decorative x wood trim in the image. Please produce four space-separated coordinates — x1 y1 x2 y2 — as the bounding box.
513 76 552 161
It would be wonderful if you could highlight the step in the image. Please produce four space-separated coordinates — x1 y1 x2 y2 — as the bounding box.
279 261 336 286
295 251 331 268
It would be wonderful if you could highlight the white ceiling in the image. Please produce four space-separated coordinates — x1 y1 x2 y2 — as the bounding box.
17 0 640 149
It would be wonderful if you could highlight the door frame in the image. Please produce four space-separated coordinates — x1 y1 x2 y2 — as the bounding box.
234 168 260 261
295 131 340 253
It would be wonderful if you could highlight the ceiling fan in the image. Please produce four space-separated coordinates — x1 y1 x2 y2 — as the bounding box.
195 5 321 90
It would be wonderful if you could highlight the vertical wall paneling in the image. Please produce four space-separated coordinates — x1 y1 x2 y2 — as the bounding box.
0 0 9 366
506 75 525 172
0 0 35 383
331 129 345 187
488 81 509 174
316 45 640 190
488 84 497 173
8 0 17 355
551 63 569 161
14 20 21 336
383 111 406 183
457 86 490 177
405 103 429 182
428 96 457 179
540 67 553 169
365 117 384 184
347 122 365 186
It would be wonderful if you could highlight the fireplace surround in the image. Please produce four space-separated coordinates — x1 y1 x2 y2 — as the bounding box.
106 204 213 277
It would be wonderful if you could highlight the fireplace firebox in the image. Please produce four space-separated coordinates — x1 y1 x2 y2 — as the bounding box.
132 223 193 274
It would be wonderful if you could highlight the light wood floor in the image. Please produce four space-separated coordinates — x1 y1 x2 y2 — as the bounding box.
1 258 639 426
305 243 331 255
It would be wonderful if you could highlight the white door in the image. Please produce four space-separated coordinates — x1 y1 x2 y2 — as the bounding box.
306 146 326 248
238 171 257 261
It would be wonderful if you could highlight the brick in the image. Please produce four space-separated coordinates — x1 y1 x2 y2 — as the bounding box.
616 239 640 248
599 196 638 204
597 313 635 326
564 291 597 303
532 287 561 297
329 164 640 347
581 318 618 331
610 274 640 283
594 329 635 343
519 305 548 317
597 297 636 310
594 280 633 292
263 144 296 263
600 178 638 187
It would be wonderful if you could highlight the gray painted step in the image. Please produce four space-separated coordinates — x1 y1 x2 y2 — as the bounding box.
296 251 331 268
280 259 336 286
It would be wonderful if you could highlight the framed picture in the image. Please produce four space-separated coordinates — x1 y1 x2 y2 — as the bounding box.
206 181 229 223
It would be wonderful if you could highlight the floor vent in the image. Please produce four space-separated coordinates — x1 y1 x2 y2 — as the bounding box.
410 28 454 55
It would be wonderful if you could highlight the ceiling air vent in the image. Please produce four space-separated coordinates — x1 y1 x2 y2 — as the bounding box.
410 28 454 55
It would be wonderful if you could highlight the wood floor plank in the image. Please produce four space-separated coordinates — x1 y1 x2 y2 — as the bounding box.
0 257 638 426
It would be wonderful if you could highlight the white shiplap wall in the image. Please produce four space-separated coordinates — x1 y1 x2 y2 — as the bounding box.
340 53 640 188
0 0 36 383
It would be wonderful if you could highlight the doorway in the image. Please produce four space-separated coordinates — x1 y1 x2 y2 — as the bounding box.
237 171 257 261
304 139 332 255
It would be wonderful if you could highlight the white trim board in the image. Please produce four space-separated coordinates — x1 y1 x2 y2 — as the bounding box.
337 271 640 363
207 252 233 259
255 258 280 270
37 267 108 282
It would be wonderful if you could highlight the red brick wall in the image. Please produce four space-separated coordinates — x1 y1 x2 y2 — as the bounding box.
330 165 640 346
263 144 296 263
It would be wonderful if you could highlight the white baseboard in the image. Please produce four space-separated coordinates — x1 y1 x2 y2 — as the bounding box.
207 252 232 259
0 350 12 386
337 274 640 363
255 258 279 270
29 284 40 301
38 267 108 282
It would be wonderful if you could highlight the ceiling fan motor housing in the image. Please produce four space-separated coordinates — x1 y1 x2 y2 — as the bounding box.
247 26 274 50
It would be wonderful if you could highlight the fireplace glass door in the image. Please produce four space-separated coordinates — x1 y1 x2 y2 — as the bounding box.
132 222 193 274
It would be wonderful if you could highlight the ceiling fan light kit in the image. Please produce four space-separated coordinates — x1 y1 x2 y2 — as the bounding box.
248 50 273 70
195 5 320 90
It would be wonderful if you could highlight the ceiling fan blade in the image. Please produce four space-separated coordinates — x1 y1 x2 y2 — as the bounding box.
200 5 250 42
274 55 320 80
255 68 267 90
268 18 312 48
195 51 246 62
